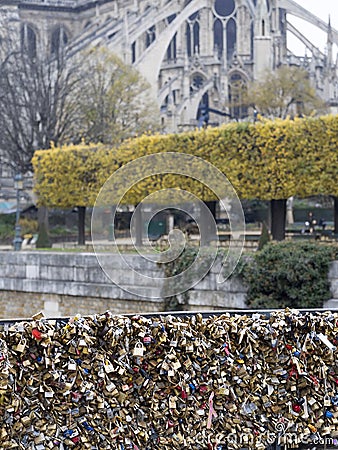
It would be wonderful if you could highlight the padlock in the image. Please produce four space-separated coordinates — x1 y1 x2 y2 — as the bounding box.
15 338 26 353
133 342 144 357
3 311 338 449
324 395 331 406
68 361 77 371
169 396 177 409
104 360 115 373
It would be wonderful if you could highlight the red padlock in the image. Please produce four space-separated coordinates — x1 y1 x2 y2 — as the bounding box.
32 329 42 340
292 404 301 413
167 419 174 428
181 389 188 400
199 385 208 394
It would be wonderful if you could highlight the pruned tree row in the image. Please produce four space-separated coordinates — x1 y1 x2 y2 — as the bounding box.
32 115 338 242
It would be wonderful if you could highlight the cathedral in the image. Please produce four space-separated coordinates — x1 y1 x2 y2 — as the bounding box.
0 0 337 204
0 0 337 134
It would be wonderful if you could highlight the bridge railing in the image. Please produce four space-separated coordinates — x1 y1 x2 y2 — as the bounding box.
0 307 336 327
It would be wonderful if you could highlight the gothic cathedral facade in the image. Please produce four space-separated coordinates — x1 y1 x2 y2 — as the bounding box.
1 0 337 132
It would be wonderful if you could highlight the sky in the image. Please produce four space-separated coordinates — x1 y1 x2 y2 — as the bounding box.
286 0 338 56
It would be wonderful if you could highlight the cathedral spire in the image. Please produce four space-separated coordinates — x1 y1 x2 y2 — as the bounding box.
255 0 270 37
254 0 272 79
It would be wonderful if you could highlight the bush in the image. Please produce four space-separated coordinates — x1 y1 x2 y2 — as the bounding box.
161 246 216 311
19 217 38 235
0 214 15 243
242 241 336 309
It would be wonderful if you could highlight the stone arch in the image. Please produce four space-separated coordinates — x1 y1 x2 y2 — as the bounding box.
193 21 200 54
213 18 223 58
228 69 249 119
20 23 38 58
145 25 156 48
158 77 181 106
50 25 70 55
226 17 237 61
177 78 214 120
136 0 209 93
280 0 338 44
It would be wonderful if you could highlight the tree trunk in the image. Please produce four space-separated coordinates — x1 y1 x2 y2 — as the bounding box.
270 199 287 241
108 205 117 241
134 205 142 247
199 201 216 245
205 201 216 218
78 206 86 245
36 206 51 248
334 197 338 235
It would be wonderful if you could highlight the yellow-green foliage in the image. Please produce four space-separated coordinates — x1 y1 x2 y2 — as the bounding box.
32 143 121 207
32 115 338 207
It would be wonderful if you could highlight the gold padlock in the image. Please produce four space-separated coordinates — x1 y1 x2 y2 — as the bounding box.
15 338 26 353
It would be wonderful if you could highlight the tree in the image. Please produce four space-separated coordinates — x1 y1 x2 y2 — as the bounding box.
0 23 84 247
244 65 328 239
33 116 338 246
0 31 159 172
0 40 81 174
67 48 160 242
32 144 120 245
71 47 160 146
246 65 327 120
0 29 160 244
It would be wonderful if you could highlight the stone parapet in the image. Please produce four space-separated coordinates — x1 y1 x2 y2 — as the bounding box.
0 252 336 319
0 251 248 318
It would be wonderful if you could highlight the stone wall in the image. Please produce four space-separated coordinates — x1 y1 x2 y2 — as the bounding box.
0 251 247 319
1 252 337 319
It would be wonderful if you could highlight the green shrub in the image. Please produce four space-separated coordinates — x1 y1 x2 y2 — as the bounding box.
242 241 336 309
0 214 15 242
161 246 215 311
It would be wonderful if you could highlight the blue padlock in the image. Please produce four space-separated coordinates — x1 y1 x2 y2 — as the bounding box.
63 429 73 437
83 421 94 431
189 383 196 393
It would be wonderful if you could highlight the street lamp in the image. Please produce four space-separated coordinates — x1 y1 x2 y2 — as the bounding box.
13 173 23 251
253 109 258 123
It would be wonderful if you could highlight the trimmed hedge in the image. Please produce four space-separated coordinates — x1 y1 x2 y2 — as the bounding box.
32 115 338 207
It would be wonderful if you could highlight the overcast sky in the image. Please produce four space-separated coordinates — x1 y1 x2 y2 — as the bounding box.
287 0 338 56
